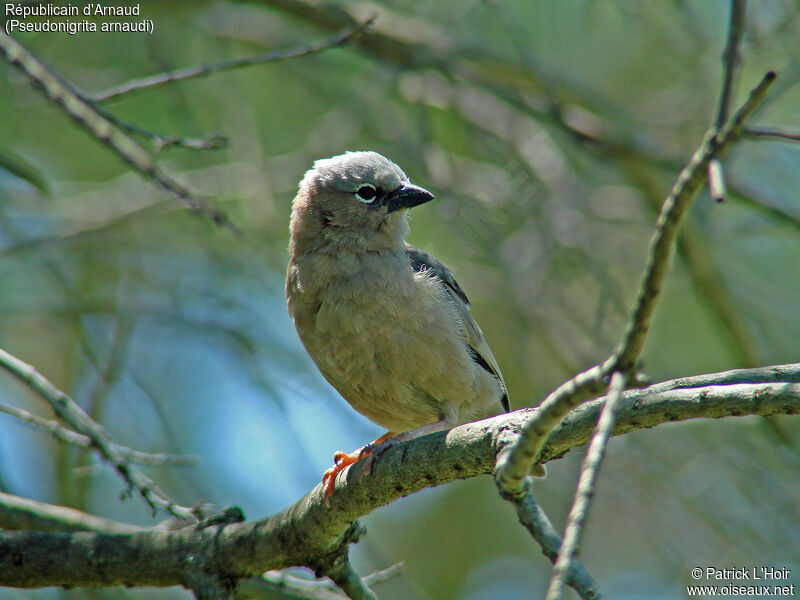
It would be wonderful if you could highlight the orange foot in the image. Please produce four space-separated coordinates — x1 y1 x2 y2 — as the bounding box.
322 432 395 505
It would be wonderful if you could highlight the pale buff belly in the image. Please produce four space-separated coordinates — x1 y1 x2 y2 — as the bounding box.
302 280 483 432
291 252 504 432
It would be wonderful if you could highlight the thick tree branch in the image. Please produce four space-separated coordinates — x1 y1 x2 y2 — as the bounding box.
641 363 800 391
1 369 798 589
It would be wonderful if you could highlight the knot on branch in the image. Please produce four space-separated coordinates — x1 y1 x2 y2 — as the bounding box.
308 520 366 578
181 554 237 600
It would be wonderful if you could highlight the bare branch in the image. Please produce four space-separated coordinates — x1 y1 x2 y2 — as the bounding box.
706 1 746 208
326 560 377 600
0 403 196 466
494 71 776 497
743 126 800 143
92 105 229 152
361 563 404 587
1 370 798 589
494 364 607 497
91 19 375 103
240 563 403 600
506 482 603 599
0 32 238 232
546 372 625 600
0 491 146 534
0 347 196 522
616 72 773 370
643 362 800 391
715 0 747 129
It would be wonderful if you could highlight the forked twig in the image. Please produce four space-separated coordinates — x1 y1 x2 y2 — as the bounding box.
91 18 375 102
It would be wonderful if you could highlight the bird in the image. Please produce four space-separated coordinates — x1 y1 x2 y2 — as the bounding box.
286 151 529 501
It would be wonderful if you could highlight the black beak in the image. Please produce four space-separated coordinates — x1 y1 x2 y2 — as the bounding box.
385 183 435 212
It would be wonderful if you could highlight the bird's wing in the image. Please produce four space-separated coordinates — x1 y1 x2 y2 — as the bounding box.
406 244 509 411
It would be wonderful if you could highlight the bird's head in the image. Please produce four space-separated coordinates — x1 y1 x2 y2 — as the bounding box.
290 151 434 252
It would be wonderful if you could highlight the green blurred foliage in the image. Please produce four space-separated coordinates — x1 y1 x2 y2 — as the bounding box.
1 1 800 598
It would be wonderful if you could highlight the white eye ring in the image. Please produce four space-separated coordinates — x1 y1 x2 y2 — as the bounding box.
354 184 378 203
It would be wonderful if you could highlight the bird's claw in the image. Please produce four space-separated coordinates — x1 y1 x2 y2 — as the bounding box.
322 446 375 506
321 433 398 506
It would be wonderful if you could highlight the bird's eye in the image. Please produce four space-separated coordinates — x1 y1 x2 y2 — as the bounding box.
354 184 377 203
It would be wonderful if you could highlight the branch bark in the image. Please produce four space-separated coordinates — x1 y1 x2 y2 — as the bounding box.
1 368 798 589
507 485 603 599
0 491 147 534
714 0 747 129
545 372 625 600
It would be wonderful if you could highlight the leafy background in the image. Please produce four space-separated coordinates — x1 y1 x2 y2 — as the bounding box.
1 1 799 598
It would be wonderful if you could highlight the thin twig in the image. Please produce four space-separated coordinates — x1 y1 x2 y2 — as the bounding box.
707 0 746 205
494 70 776 497
0 491 147 533
361 562 404 587
92 104 229 152
614 70 775 372
743 126 800 143
70 87 230 152
0 347 196 521
508 482 603 599
715 0 747 129
0 403 197 466
0 32 238 233
327 560 378 600
494 364 607 497
625 167 758 364
247 563 404 600
1 39 229 154
91 18 375 103
545 372 625 600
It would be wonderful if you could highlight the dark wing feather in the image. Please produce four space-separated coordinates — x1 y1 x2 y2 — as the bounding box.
406 244 470 306
406 243 509 411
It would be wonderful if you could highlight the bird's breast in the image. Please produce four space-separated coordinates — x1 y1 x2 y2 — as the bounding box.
288 248 475 430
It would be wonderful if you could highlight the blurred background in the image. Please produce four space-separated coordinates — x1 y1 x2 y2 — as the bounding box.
1 1 799 598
